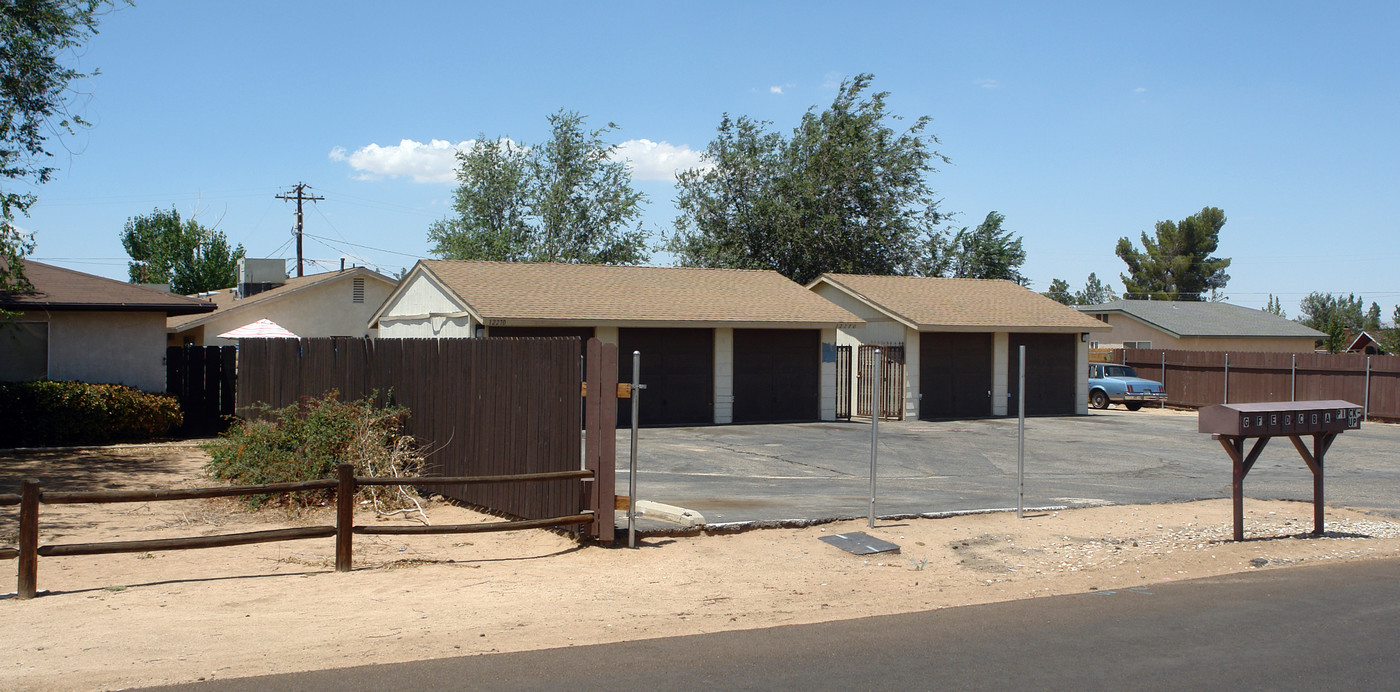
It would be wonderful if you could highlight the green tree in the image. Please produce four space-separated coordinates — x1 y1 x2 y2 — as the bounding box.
668 74 950 285
1074 272 1117 305
120 207 245 294
1365 302 1382 332
427 137 530 262
1 0 118 297
1264 294 1285 317
429 110 649 266
1043 278 1074 305
1116 207 1231 301
1297 292 1364 353
950 212 1026 283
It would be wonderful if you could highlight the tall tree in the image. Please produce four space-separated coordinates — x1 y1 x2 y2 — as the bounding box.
1365 302 1382 332
1042 278 1073 305
1074 272 1117 305
1297 292 1365 353
950 211 1025 283
1264 294 1285 317
1116 207 1231 301
1 0 117 297
668 74 950 285
429 110 649 266
120 207 245 295
427 137 530 262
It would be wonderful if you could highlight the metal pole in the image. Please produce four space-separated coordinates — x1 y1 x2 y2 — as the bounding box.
1364 356 1371 422
869 348 880 529
1017 345 1025 519
1223 353 1229 404
1160 351 1166 409
1291 353 1296 402
629 351 640 548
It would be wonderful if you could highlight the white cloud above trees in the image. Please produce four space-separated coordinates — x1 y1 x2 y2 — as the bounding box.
331 137 703 183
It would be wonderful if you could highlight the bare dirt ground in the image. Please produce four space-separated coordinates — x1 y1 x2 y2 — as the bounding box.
4 440 1400 691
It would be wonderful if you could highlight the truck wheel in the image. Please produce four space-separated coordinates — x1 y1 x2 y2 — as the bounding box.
1091 391 1110 409
1125 402 1143 411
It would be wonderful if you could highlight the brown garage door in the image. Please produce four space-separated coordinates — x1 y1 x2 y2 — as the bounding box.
733 329 819 423
618 328 714 427
1007 333 1077 416
919 332 992 419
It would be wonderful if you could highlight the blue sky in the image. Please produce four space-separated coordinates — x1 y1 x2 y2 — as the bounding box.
22 1 1400 320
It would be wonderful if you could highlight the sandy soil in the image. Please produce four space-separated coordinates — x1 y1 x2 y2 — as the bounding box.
3 441 1400 691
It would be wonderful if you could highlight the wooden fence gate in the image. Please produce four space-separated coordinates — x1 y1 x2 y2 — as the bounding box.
835 345 852 420
857 344 904 420
236 337 615 540
166 345 237 436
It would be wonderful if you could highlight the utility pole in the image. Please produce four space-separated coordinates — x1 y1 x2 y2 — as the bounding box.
275 182 324 277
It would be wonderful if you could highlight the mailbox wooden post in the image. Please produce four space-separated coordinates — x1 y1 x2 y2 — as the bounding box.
1199 400 1362 541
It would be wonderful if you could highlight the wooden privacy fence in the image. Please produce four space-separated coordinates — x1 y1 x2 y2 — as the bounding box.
1 464 594 599
1116 349 1400 421
236 337 608 527
166 345 237 436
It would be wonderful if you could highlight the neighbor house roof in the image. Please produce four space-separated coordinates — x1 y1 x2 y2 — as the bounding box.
808 273 1109 332
373 260 863 327
0 260 214 316
1077 300 1326 339
168 266 392 332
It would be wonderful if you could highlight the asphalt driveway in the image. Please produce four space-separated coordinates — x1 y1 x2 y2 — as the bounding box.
616 408 1400 525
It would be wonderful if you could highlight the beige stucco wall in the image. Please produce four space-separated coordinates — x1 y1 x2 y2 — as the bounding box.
179 275 395 346
714 327 734 424
1093 315 1318 353
41 311 168 392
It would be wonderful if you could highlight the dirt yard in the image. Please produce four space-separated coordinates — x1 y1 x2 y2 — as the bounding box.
4 442 1400 691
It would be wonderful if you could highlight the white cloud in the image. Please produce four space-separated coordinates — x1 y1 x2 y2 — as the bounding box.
770 85 784 94
612 139 706 181
330 137 702 184
976 78 1001 90
328 139 471 183
1134 86 1148 93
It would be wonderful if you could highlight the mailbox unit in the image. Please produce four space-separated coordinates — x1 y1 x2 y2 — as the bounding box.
1198 400 1362 438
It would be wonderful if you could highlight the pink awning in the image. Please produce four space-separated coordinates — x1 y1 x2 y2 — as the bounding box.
217 318 299 339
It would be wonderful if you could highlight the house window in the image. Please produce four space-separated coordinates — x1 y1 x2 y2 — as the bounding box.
0 321 48 381
1124 341 1152 349
1089 341 1100 349
352 278 365 304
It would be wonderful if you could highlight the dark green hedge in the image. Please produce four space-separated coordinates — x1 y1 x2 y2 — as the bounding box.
0 380 183 447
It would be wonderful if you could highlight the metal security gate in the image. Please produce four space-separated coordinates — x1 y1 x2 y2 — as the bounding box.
857 344 904 420
836 345 852 420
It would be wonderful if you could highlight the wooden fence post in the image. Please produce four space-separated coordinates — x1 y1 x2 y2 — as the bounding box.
18 479 39 599
336 463 354 572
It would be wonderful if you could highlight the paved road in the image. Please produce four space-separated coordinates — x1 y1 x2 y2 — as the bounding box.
616 409 1400 525
147 557 1400 691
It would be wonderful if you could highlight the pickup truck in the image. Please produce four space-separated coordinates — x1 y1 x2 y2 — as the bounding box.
1088 363 1166 411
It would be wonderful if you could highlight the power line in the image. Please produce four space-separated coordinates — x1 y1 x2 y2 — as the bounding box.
275 182 324 277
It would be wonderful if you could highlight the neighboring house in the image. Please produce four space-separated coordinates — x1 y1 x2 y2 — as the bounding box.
808 274 1111 419
0 260 214 391
168 263 395 346
1077 300 1325 353
1344 330 1385 355
370 260 863 426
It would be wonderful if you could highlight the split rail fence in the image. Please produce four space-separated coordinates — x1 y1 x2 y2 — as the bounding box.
1107 348 1400 421
0 464 593 599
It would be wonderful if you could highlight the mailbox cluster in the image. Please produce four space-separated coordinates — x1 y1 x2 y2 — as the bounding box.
1198 400 1362 438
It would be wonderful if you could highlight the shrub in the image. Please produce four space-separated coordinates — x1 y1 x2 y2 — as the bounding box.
201 391 424 511
0 380 183 447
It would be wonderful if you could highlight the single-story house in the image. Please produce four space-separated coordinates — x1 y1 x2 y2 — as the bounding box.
168 261 395 346
369 260 864 426
1344 330 1385 355
1076 300 1325 353
0 260 214 391
808 274 1111 418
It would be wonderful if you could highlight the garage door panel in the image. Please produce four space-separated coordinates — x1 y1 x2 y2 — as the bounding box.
619 328 714 427
733 329 819 423
1007 333 1076 416
919 332 992 419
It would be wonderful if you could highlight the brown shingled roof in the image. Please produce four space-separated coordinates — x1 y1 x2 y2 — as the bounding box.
1 260 214 316
812 273 1108 331
409 260 862 326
